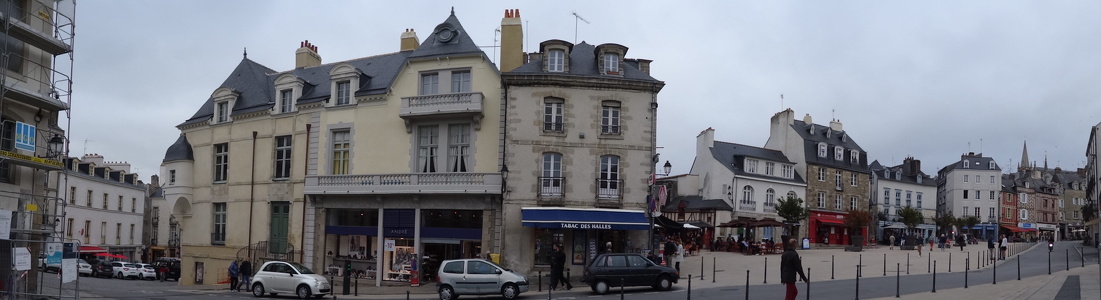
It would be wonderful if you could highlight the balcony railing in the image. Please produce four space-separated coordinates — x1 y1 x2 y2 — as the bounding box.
596 179 622 199
543 122 564 132
400 92 483 118
763 203 776 213
305 172 502 195
539 177 564 198
739 201 757 212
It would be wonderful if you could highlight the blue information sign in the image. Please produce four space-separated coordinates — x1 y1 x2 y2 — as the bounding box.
14 122 35 152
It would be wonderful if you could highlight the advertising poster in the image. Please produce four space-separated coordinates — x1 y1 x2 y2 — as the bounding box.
571 231 586 265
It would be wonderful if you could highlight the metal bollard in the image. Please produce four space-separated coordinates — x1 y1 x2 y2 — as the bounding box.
745 270 750 300
831 255 835 279
932 262 936 293
685 275 690 300
620 277 625 300
883 253 887 276
993 252 997 285
1048 247 1051 275
806 268 810 300
700 256 705 280
567 267 571 284
964 258 968 288
1017 255 1021 281
538 271 542 292
906 253 910 274
763 257 767 284
949 252 952 273
1066 249 1069 271
895 263 900 298
354 276 358 296
855 261 861 300
406 290 410 300
928 253 931 273
859 254 862 278
712 257 716 283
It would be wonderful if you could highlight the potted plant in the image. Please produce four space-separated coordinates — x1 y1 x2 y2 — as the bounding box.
843 209 873 252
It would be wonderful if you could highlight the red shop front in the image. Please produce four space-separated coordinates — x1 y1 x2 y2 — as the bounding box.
808 211 867 246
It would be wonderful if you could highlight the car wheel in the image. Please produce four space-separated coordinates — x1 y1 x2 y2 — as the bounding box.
296 284 311 299
438 285 457 300
117 272 123 279
654 275 673 290
91 270 97 277
594 280 610 295
501 283 519 300
251 283 265 297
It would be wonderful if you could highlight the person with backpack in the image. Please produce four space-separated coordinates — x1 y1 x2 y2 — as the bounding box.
228 259 239 292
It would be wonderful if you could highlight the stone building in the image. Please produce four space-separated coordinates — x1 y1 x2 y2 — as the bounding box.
764 109 871 246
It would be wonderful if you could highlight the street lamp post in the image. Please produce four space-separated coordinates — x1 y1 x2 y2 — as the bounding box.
648 161 672 258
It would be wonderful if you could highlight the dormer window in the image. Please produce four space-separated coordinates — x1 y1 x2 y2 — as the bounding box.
883 170 889 177
216 101 229 123
335 81 350 105
548 50 565 72
895 171 901 180
963 160 970 168
818 143 827 158
850 150 859 164
279 89 294 113
988 161 995 169
834 146 844 161
603 53 619 74
917 176 923 184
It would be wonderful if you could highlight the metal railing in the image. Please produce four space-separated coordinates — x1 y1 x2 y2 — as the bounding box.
312 172 495 186
601 125 620 135
596 179 622 199
543 122 564 132
539 177 564 197
739 201 757 212
211 232 225 245
399 92 484 116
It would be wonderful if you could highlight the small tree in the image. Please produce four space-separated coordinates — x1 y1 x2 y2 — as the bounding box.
776 195 809 236
897 206 924 233
934 213 956 236
960 215 980 238
843 209 874 246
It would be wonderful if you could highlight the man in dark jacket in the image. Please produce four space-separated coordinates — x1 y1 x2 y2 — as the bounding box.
237 259 252 291
555 244 572 290
781 238 808 300
549 244 571 290
663 238 676 266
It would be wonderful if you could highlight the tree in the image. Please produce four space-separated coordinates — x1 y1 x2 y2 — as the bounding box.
959 215 980 237
896 206 924 232
933 213 956 236
1083 202 1097 222
843 209 874 246
776 195 809 236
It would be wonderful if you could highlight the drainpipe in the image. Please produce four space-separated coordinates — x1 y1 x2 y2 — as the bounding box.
248 131 257 251
301 124 311 263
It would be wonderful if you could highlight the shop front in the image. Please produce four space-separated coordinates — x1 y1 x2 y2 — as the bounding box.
520 207 649 269
322 208 483 282
962 223 997 240
808 211 862 246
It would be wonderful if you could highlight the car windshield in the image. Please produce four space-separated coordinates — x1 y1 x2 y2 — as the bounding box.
78 259 87 265
288 262 315 274
124 264 136 268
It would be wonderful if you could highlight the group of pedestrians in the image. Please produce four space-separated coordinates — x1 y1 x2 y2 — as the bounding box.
228 258 253 292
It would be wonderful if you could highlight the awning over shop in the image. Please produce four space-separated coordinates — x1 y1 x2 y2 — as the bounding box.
522 207 649 230
654 215 685 229
687 221 714 228
1001 225 1036 233
816 218 845 226
79 246 106 253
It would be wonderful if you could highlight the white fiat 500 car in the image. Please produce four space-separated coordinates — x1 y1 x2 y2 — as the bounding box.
436 258 529 300
250 261 330 299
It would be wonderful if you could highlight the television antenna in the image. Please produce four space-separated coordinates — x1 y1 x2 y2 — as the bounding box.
571 11 589 44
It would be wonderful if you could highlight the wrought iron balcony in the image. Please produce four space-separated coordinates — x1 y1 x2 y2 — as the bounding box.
305 172 502 195
596 179 622 199
739 201 757 212
539 177 564 198
399 92 484 131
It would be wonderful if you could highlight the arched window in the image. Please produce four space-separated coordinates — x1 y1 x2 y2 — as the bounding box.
786 191 797 200
741 185 754 204
766 188 776 207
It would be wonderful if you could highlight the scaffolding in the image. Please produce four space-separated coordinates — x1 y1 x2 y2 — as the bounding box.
0 0 75 299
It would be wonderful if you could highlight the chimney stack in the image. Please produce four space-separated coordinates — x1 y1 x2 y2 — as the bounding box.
829 119 843 131
296 40 322 68
400 28 419 52
635 59 652 75
499 9 523 72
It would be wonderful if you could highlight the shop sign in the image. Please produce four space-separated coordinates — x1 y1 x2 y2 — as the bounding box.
386 228 411 236
1019 223 1035 229
560 222 613 230
384 239 396 252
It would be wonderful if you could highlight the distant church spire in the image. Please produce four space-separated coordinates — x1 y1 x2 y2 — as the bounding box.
1020 141 1030 170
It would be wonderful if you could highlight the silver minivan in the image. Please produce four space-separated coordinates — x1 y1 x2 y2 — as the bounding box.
436 259 528 300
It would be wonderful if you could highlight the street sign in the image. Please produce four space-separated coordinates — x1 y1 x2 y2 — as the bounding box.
13 247 31 271
46 242 62 264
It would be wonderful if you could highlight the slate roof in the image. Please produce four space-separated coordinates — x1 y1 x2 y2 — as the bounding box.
163 135 193 162
791 120 870 173
869 160 936 187
710 141 805 185
507 42 661 83
937 154 1001 174
180 11 480 127
662 195 734 212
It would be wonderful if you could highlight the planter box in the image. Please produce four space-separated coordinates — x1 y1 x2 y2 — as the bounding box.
844 246 863 252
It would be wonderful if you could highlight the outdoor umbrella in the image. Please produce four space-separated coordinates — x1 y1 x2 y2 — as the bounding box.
750 218 786 227
94 253 112 257
111 254 128 259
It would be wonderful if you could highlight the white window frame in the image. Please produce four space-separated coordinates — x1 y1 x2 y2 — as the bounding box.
781 165 793 179
273 135 292 179
765 162 775 176
416 126 438 173
850 173 857 186
450 70 471 93
963 206 969 216
598 155 621 198
963 160 970 168
420 72 440 95
279 89 294 113
818 168 825 181
850 150 859 164
834 170 842 189
541 153 563 197
745 159 758 174
543 98 564 132
600 101 621 135
335 81 351 105
548 50 565 72
850 196 857 210
603 53 619 73
964 175 969 183
447 124 471 172
765 188 776 207
213 143 229 183
331 130 351 175
834 195 842 210
834 146 844 161
818 143 827 158
741 185 754 204
212 202 226 245
817 192 825 208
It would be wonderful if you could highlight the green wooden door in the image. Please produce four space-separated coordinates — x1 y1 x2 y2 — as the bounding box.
269 202 290 254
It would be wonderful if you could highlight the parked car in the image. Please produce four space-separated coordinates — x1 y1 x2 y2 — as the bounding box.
435 258 529 300
90 260 114 278
136 263 157 280
77 259 93 277
249 260 330 298
152 258 181 281
111 262 141 279
581 253 677 294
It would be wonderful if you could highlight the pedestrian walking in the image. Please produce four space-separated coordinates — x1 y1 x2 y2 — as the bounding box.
663 238 676 267
228 259 239 292
957 234 966 251
550 244 571 290
674 239 684 273
999 234 1008 260
928 235 934 252
917 236 923 256
889 234 896 250
938 234 947 251
781 238 809 300
237 258 252 292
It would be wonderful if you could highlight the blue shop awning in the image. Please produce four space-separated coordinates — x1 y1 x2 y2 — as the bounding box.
521 207 650 230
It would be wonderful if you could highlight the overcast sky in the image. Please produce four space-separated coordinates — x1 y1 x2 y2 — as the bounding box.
68 1 1101 182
